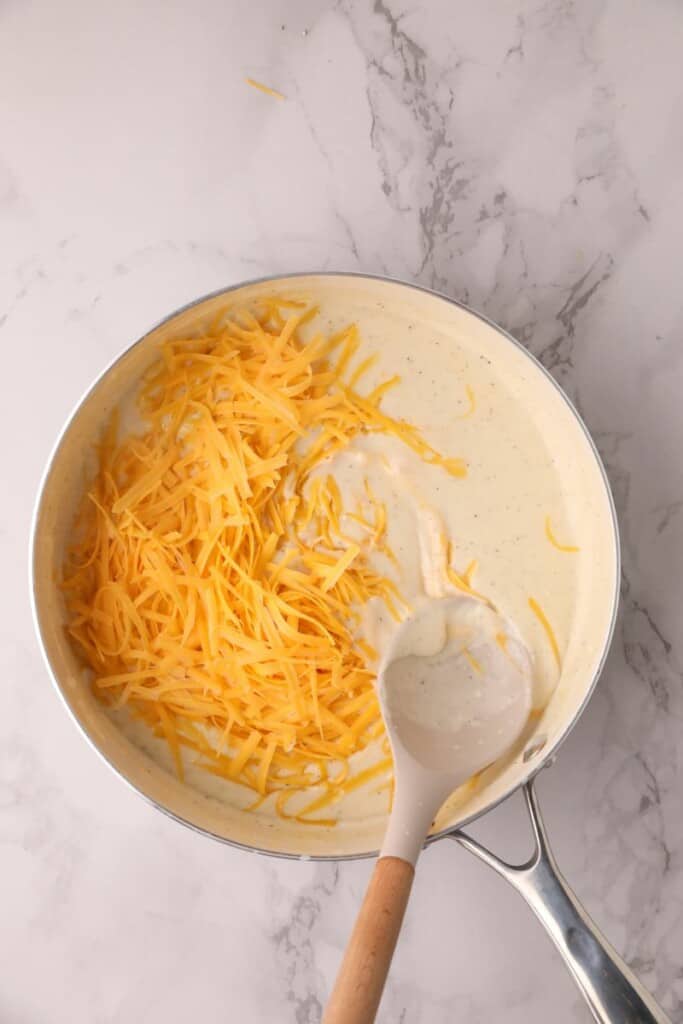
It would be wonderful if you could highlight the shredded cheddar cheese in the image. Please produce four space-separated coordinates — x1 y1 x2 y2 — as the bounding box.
545 515 579 553
62 298 465 820
528 596 561 669
458 384 476 418
463 559 478 586
446 544 488 604
462 647 483 674
245 77 285 100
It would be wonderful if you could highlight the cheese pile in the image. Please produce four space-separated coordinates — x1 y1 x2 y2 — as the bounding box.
62 298 466 822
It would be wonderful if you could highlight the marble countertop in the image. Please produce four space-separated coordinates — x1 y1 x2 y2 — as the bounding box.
2 1 682 1021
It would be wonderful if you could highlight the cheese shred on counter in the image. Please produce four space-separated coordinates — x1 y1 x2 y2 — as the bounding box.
62 298 466 821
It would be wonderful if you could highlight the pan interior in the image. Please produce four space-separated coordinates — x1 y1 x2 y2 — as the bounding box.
32 275 618 859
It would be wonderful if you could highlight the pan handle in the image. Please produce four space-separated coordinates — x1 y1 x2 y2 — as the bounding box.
451 781 671 1024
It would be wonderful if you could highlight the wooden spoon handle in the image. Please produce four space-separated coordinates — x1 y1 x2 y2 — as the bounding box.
322 856 415 1024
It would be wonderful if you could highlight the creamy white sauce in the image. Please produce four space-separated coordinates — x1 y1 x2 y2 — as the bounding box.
309 371 575 714
109 293 583 827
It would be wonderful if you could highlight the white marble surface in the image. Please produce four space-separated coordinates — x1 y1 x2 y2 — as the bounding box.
2 1 682 1020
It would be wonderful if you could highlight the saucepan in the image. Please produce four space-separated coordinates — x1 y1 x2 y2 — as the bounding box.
30 274 669 1023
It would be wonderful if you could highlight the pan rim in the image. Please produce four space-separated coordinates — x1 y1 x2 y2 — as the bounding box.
29 270 621 862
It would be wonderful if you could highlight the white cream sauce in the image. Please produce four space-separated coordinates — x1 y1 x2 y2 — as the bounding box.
311 374 575 714
110 292 585 829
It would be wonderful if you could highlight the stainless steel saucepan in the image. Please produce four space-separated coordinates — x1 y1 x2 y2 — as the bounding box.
30 273 670 1023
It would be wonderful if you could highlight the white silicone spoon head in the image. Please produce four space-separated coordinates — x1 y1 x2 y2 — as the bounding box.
378 596 533 863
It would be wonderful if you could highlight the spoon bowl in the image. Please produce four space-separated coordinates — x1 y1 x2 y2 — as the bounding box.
379 596 533 864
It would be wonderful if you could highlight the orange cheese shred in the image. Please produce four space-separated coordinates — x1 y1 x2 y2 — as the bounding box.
245 77 285 100
528 596 561 669
545 515 580 553
458 383 476 418
462 648 483 674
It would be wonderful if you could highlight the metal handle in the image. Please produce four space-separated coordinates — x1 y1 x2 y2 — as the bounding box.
451 781 671 1024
